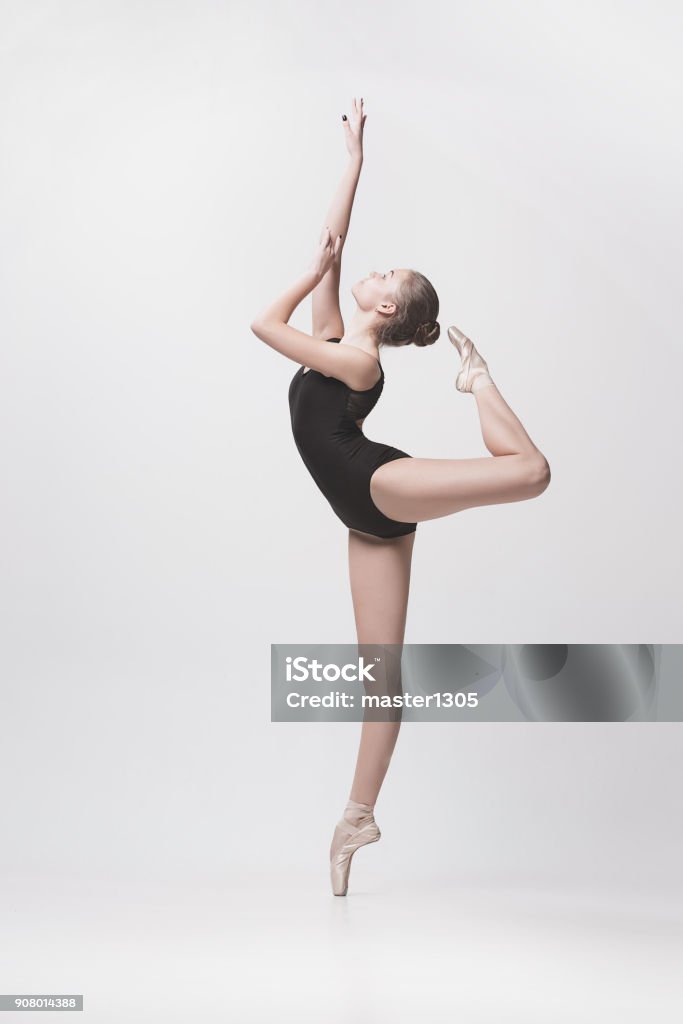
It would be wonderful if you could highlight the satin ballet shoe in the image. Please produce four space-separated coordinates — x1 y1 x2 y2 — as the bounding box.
448 325 494 393
329 801 381 897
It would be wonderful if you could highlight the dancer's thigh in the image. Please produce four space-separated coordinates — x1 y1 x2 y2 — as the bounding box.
369 454 548 524
347 529 416 645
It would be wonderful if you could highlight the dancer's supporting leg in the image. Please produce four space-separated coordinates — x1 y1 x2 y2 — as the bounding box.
347 529 414 807
329 530 415 895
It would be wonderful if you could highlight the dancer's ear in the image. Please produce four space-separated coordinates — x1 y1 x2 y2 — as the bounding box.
376 301 396 317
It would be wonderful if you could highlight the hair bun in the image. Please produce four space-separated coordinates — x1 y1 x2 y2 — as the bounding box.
413 319 440 347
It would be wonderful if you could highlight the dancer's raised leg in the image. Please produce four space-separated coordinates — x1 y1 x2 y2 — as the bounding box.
473 381 543 457
368 327 550 525
446 326 544 458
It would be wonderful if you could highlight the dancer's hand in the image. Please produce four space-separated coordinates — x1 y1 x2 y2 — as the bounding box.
308 226 342 280
343 96 367 159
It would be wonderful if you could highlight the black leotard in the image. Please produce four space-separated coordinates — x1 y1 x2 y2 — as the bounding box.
288 338 417 538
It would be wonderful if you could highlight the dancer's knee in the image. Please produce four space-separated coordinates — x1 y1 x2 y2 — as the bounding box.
527 454 551 496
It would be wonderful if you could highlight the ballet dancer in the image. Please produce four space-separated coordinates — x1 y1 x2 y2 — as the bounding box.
251 97 551 895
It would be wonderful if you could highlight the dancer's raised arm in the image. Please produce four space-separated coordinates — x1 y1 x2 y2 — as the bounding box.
311 97 367 340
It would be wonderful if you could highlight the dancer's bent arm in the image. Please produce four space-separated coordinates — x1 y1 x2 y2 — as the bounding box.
250 262 377 391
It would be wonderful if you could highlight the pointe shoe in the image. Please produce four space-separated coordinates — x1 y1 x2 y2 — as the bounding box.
448 325 494 393
329 802 381 896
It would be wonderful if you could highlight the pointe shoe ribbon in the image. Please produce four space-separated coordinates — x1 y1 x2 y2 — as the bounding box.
448 325 493 393
330 814 381 897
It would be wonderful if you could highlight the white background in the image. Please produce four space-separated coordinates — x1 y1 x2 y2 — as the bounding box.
1 3 682 1021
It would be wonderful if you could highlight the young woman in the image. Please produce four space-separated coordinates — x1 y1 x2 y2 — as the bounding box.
251 98 551 896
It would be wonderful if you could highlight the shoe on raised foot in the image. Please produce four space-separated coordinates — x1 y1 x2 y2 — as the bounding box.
329 803 381 897
448 325 494 393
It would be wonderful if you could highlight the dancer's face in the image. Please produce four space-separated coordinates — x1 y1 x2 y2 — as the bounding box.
352 268 405 318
